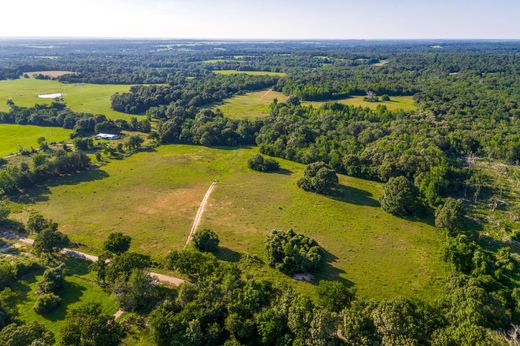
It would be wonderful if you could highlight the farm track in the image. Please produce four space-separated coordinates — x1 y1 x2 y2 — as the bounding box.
185 181 217 248
0 233 185 287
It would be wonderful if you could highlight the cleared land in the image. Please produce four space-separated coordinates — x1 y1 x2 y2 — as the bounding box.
25 71 74 78
13 145 448 301
0 124 71 157
0 78 135 120
217 89 288 119
305 95 417 111
213 70 287 77
12 257 118 339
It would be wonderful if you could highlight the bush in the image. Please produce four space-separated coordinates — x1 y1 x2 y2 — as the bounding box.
27 213 57 233
316 280 354 312
34 293 61 314
247 154 280 172
380 176 418 216
265 229 323 275
38 264 65 294
0 204 9 222
297 162 338 194
193 229 219 252
435 198 464 232
104 232 132 254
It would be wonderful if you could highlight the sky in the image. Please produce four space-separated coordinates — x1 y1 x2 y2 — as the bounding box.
1 0 519 39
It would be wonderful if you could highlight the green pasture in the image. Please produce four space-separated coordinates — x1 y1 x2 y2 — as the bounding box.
217 89 288 120
0 124 71 157
0 78 135 120
13 145 447 301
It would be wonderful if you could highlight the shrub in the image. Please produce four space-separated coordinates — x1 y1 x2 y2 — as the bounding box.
380 176 418 216
0 204 9 222
297 162 338 194
38 264 65 294
435 198 464 232
193 229 219 253
104 232 132 254
247 154 280 172
265 229 323 275
27 213 57 233
34 293 61 314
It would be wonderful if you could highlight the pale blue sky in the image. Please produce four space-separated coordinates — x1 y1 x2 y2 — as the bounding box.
2 0 519 39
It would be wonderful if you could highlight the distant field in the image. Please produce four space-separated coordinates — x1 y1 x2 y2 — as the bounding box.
217 89 288 120
0 124 71 157
25 71 74 78
305 95 417 111
14 145 448 301
13 257 118 340
214 70 287 77
0 78 135 120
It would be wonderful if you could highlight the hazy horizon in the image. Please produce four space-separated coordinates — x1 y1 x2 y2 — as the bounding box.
1 0 519 40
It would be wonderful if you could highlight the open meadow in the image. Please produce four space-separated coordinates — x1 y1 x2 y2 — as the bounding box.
216 89 288 119
0 78 135 120
0 124 71 157
305 95 417 111
217 92 417 119
12 145 448 301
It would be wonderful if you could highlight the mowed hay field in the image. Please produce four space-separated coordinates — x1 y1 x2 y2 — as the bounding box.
15 145 448 301
214 70 287 77
0 124 71 157
305 95 417 111
0 78 135 120
217 89 288 120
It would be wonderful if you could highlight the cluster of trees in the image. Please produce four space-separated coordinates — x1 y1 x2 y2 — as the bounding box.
0 147 90 197
0 103 149 138
297 161 339 194
112 74 279 115
34 265 65 314
247 154 280 172
265 229 324 275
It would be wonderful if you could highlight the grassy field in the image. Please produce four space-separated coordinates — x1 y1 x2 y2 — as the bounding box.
305 95 417 111
0 78 135 120
25 71 74 78
213 70 287 77
217 93 417 120
13 145 448 301
13 257 118 340
0 124 71 157
217 89 288 119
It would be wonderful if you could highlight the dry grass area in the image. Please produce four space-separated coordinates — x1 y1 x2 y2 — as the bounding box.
24 71 74 78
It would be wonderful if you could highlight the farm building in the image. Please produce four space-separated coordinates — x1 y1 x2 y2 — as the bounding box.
95 133 121 140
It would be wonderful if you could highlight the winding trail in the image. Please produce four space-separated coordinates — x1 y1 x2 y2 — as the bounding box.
185 181 217 248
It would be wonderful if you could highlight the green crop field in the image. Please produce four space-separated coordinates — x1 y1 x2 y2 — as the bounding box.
305 95 417 111
14 145 448 301
213 70 287 77
12 257 118 340
0 124 71 157
217 89 288 119
0 78 136 120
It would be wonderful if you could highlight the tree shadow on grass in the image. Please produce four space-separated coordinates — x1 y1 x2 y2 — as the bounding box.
62 257 91 276
326 184 380 207
215 246 241 263
314 249 354 288
10 168 110 204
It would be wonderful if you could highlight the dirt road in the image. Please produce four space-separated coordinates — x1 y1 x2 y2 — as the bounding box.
184 181 217 248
